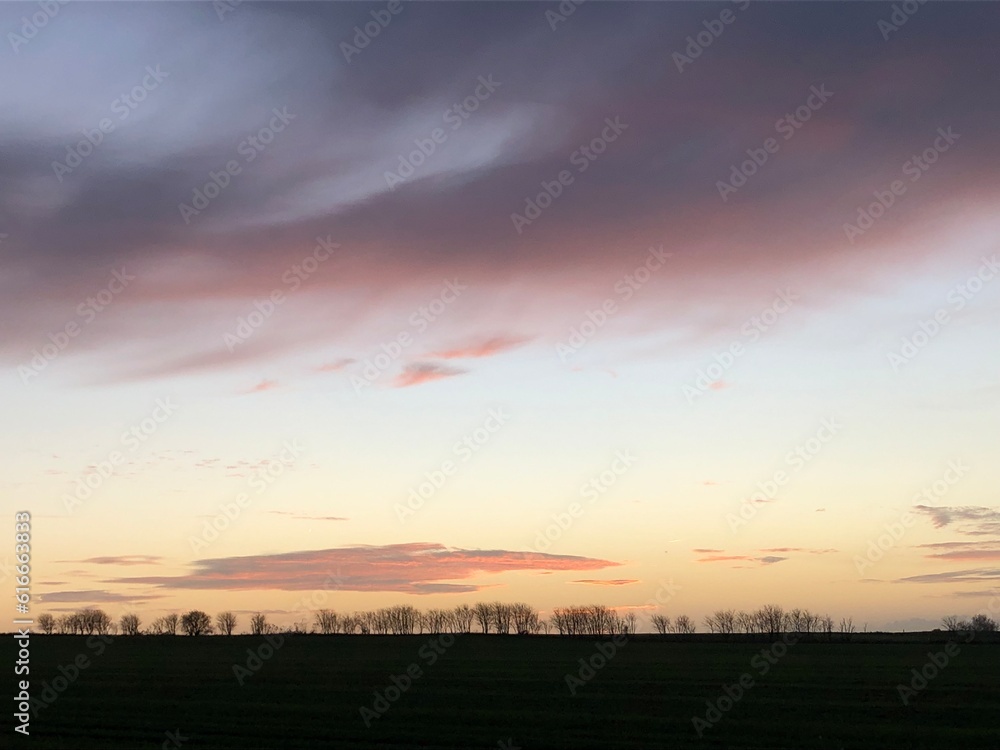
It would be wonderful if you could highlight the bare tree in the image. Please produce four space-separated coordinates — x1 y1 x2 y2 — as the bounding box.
672 614 696 634
705 609 737 635
119 613 141 636
942 615 968 632
491 602 514 634
622 612 637 635
736 610 757 635
511 603 541 634
181 610 213 636
37 613 55 635
820 614 834 640
756 604 785 637
452 605 474 633
314 609 338 634
339 614 359 634
651 614 671 635
839 617 856 636
391 605 421 634
78 608 112 635
216 611 238 636
163 613 180 635
473 602 492 634
149 613 180 635
550 608 568 635
355 612 371 635
249 612 269 636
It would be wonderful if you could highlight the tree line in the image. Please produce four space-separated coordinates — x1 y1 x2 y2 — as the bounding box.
35 603 628 636
33 605 998 637
697 606 840 636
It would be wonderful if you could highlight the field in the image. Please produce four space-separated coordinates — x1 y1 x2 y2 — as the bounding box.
7 634 999 749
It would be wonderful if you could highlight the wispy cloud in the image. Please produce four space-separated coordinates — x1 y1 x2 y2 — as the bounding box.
60 555 162 566
393 363 466 388
38 589 165 604
694 547 830 565
757 556 788 565
952 588 1000 598
316 358 355 372
110 543 622 594
427 335 531 360
914 541 1000 561
896 568 1000 584
243 379 280 394
266 511 348 522
759 547 837 555
568 579 638 586
913 505 1000 536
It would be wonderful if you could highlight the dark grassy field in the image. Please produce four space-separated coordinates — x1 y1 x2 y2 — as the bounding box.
7 634 999 749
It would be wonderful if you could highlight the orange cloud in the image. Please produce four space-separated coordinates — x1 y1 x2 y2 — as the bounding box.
428 335 532 360
243 379 279 394
393 363 466 388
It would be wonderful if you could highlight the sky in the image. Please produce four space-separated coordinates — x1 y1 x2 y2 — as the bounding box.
1 1 999 632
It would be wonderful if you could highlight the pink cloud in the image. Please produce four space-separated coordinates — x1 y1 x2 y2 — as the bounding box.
427 335 532 360
393 363 466 388
243 379 280 394
316 358 356 372
111 543 622 594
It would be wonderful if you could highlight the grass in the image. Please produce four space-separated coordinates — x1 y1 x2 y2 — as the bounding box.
7 634 999 749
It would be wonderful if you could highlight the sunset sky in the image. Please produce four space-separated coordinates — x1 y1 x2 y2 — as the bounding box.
2 2 999 632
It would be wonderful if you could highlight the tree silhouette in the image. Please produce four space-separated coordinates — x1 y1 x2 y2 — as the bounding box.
216 611 238 636
452 604 474 633
37 613 55 635
120 613 141 635
970 614 998 632
473 602 492 634
250 612 270 636
651 614 671 635
673 615 696 634
149 613 180 635
181 610 213 636
314 609 338 634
